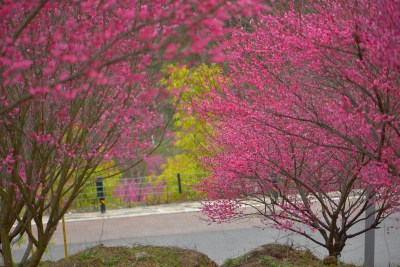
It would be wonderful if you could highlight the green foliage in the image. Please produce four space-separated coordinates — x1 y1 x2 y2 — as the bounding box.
161 63 224 151
224 255 247 267
158 64 225 201
103 256 119 266
261 256 283 267
77 249 98 261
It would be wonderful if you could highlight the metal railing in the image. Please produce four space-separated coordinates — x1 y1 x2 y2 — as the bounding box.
69 173 209 212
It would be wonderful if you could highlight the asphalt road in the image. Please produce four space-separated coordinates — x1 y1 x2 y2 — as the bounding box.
11 206 400 266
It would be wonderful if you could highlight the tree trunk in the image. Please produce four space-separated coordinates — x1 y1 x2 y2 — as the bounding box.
24 223 58 267
327 238 345 258
0 225 14 267
24 245 46 267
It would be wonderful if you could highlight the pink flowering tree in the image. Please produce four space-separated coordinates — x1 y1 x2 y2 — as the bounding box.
0 0 267 265
197 0 400 259
114 155 167 204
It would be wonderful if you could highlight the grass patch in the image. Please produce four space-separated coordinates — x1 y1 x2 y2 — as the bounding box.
40 244 218 267
39 243 360 267
224 255 247 267
222 243 357 267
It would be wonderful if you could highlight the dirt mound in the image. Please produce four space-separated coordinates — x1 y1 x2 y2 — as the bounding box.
222 243 358 267
40 244 218 267
223 243 321 267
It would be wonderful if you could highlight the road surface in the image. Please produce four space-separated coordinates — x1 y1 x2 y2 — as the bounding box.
11 203 400 266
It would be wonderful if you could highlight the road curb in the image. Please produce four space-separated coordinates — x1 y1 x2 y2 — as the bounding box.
63 202 203 222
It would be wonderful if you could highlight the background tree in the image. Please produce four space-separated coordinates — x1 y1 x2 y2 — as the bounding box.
197 0 400 259
113 154 167 205
106 64 226 205
0 0 267 265
158 64 225 202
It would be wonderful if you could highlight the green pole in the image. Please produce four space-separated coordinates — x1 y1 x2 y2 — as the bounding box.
177 173 182 194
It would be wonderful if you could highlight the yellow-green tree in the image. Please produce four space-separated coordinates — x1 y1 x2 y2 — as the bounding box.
157 64 224 202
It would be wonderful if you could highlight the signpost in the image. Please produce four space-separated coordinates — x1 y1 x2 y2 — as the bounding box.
364 191 375 267
96 176 106 214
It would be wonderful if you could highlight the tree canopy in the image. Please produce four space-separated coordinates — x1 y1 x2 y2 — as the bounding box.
158 64 225 201
0 1 266 265
196 0 400 258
